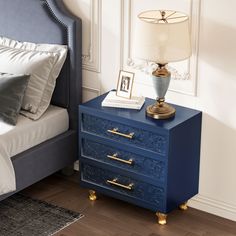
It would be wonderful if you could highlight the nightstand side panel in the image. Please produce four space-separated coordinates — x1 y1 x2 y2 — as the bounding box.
166 112 202 213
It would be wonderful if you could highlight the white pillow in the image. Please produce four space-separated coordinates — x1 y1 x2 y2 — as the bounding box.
0 44 58 114
0 36 68 120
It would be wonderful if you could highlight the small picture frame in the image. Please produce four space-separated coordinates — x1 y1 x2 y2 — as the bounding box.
116 70 135 99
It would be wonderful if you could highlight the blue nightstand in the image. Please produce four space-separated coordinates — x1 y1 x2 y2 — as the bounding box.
79 92 202 225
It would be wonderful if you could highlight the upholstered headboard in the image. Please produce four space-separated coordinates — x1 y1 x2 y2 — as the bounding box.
0 0 82 130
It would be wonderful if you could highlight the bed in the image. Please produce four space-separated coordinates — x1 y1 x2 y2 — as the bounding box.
0 0 82 200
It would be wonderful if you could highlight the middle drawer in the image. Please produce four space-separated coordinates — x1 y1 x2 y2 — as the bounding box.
81 138 166 182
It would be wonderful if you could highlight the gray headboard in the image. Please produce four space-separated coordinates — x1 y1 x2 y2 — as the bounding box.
0 0 82 130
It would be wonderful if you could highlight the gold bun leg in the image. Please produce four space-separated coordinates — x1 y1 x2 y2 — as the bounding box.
179 201 188 211
156 212 167 225
146 100 175 120
89 190 97 201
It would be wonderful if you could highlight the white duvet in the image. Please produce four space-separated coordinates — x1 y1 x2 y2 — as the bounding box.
0 105 69 195
0 121 15 194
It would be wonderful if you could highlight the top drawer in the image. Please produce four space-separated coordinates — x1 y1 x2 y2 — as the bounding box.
81 113 168 155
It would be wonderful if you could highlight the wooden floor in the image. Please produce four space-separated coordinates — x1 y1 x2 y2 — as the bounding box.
22 173 236 236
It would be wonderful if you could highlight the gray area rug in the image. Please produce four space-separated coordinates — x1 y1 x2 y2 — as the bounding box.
0 194 83 236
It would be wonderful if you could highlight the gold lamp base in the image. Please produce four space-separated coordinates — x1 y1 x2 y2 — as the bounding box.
146 99 175 119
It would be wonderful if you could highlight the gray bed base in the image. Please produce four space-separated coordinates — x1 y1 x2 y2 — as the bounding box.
0 0 82 201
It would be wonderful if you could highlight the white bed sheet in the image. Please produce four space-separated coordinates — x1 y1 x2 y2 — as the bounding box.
0 105 69 195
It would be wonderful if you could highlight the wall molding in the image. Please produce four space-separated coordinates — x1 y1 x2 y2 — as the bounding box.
189 194 236 221
82 86 100 102
120 0 201 96
82 86 100 95
82 0 101 72
188 0 201 96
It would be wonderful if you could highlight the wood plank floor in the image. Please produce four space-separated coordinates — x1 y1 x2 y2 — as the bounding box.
22 173 236 236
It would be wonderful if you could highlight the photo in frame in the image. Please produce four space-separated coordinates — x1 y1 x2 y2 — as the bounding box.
116 70 135 99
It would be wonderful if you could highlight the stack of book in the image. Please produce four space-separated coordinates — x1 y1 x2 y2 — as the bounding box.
102 91 145 110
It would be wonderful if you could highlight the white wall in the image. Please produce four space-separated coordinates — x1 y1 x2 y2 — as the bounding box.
190 0 236 221
63 0 236 221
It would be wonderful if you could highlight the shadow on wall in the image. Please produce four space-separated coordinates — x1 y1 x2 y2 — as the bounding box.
199 18 236 77
199 112 236 205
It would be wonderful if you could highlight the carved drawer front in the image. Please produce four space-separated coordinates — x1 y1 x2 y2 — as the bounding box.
82 139 166 182
81 163 165 207
82 113 167 155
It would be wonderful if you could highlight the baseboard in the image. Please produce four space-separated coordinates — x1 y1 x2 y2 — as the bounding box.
73 160 80 171
189 194 236 222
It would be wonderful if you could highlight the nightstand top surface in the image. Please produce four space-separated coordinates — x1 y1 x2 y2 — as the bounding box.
80 92 201 130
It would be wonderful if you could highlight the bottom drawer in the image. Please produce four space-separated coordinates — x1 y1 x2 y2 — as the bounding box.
81 163 165 207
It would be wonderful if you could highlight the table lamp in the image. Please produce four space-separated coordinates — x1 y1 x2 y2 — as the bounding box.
134 10 191 119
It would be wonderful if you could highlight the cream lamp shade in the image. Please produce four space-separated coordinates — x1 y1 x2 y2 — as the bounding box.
134 10 191 64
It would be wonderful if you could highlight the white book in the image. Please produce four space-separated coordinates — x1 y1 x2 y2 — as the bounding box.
102 101 144 110
102 95 145 110
103 91 144 105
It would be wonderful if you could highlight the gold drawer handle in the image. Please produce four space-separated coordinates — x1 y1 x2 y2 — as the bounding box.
107 178 134 190
107 128 134 139
107 153 133 165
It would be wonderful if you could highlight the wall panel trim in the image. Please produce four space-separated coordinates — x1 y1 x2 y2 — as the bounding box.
82 0 101 72
120 0 201 96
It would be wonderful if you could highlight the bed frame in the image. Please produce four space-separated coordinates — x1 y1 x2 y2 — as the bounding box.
0 0 82 201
